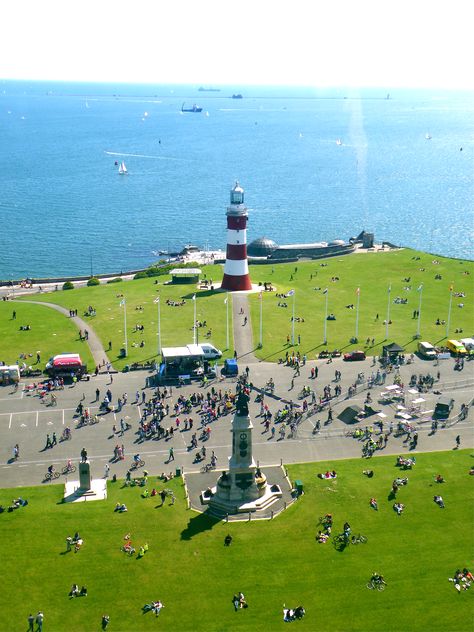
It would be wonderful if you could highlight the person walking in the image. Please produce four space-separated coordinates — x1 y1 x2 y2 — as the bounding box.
95 388 100 402
27 613 34 631
168 447 175 462
455 435 461 449
104 464 110 478
36 611 44 632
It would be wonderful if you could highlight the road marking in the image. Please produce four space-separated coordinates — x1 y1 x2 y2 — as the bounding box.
62 409 65 426
36 411 39 427
9 413 12 429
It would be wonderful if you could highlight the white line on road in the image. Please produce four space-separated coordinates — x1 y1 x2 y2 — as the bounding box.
9 413 12 429
36 411 39 427
62 409 65 426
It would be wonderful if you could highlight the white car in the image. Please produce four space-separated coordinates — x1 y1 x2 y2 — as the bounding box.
200 343 222 360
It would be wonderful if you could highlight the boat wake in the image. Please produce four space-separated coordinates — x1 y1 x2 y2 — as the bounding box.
104 151 185 161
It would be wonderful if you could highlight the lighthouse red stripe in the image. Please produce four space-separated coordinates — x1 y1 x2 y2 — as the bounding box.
227 216 247 230
221 273 252 291
226 244 247 260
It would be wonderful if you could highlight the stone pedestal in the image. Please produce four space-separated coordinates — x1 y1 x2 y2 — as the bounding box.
79 460 92 491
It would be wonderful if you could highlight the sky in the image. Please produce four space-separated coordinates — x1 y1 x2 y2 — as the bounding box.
1 0 473 89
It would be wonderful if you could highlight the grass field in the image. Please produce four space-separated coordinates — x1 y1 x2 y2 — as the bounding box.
1 450 472 632
0 301 95 371
14 248 474 370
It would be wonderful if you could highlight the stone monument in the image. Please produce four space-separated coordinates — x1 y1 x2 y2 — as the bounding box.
208 390 281 515
79 460 92 491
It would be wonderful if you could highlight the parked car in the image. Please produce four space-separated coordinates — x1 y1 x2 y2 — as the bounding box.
221 359 238 376
343 350 366 361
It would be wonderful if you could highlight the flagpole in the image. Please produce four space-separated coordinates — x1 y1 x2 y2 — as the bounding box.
323 289 328 344
154 297 161 356
291 291 296 346
123 298 128 357
193 295 196 345
446 287 453 338
225 297 229 350
416 285 423 338
355 288 360 339
259 292 263 348
385 285 391 340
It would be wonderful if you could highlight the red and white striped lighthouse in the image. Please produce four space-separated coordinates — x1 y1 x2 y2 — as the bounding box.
221 182 252 292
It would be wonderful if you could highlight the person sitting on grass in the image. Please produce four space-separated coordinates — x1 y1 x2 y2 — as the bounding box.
370 498 378 511
80 586 87 597
69 584 79 598
114 503 127 513
393 502 405 515
434 495 445 508
224 534 233 546
363 469 374 478
316 530 329 543
435 474 445 483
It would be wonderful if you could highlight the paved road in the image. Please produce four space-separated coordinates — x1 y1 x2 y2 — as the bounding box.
1 353 472 489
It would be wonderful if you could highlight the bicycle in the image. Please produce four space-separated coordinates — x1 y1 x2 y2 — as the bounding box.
44 470 60 481
367 579 386 591
130 459 145 470
201 462 216 473
62 463 77 475
351 534 368 545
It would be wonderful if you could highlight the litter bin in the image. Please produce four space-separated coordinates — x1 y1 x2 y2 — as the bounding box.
295 480 304 495
175 467 182 477
119 348 126 359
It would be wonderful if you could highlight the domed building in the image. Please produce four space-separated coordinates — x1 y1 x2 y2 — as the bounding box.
247 236 279 258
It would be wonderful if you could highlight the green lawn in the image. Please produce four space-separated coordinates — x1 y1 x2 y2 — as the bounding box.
249 248 474 360
0 301 95 370
16 248 474 369
16 269 231 371
1 450 472 632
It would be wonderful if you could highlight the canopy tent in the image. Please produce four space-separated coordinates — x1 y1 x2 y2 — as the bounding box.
382 342 404 359
338 405 363 424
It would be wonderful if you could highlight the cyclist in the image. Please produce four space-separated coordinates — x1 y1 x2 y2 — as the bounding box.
370 572 386 586
66 459 73 472
13 444 19 460
133 453 141 465
210 452 217 468
47 464 55 476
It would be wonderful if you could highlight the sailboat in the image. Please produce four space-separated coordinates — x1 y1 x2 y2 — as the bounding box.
118 161 128 175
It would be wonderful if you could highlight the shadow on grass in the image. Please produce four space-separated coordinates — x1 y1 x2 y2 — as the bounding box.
180 509 221 541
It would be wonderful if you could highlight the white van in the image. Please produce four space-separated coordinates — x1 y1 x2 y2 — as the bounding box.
199 343 222 360
418 341 437 359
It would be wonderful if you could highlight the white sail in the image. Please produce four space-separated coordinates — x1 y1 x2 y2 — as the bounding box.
118 161 128 175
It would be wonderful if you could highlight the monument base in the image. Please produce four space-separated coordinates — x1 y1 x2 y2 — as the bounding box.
203 482 282 515
63 479 107 504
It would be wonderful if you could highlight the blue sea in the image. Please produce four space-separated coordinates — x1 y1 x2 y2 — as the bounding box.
1 80 473 278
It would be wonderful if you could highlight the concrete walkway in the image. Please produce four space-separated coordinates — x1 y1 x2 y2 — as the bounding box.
13 299 112 370
232 293 258 364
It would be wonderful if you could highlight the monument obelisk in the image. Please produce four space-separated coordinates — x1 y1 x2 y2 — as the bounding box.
210 390 267 512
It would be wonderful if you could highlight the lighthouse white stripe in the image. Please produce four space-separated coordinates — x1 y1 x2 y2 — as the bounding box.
226 228 247 245
224 259 249 276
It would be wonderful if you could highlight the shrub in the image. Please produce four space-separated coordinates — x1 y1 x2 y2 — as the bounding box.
87 277 100 286
107 277 123 284
62 281 74 290
133 271 148 280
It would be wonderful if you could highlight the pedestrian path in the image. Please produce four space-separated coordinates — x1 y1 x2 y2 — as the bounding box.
231 293 258 364
13 300 112 370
